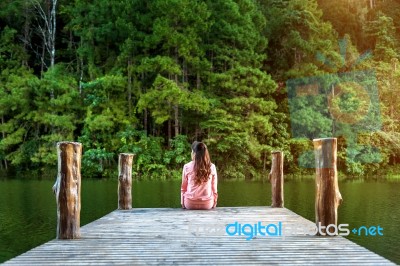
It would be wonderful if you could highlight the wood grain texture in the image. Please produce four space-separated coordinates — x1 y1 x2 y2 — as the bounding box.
4 207 394 265
313 138 343 236
118 153 134 210
54 141 82 240
269 151 284 208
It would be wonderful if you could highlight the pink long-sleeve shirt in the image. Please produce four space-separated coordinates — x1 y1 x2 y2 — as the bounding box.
181 161 218 207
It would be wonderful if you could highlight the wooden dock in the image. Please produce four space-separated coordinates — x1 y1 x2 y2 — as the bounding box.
3 207 395 265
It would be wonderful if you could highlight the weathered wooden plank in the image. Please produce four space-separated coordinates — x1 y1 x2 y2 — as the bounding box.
4 207 395 265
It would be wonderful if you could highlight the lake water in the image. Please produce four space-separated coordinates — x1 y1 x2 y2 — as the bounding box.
0 178 399 264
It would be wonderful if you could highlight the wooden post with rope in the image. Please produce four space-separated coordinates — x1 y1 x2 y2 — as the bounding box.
53 141 82 239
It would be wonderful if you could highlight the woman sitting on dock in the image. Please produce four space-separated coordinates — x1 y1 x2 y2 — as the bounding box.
181 141 218 210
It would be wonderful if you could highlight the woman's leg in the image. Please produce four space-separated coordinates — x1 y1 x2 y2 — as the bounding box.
184 198 214 210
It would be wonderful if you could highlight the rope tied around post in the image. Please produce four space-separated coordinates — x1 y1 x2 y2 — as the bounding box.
53 141 82 240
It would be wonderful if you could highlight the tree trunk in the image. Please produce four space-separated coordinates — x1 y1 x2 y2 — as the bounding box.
144 108 148 134
174 73 179 137
194 125 199 140
53 141 82 239
168 118 171 147
34 0 57 71
263 152 266 172
1 115 6 169
179 111 183 134
1 116 6 170
174 105 179 137
196 72 201 89
268 151 284 208
79 45 83 96
331 84 336 136
22 1 31 66
118 153 134 210
1 116 4 139
127 60 132 118
183 59 188 84
49 0 56 68
313 138 342 236
41 42 45 75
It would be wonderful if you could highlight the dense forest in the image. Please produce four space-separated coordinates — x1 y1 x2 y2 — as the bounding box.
0 0 399 179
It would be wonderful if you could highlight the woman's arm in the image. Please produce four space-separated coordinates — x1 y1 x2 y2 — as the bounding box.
181 166 188 209
212 164 218 208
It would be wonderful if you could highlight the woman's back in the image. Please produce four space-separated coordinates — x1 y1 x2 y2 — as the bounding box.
182 161 217 201
180 141 218 210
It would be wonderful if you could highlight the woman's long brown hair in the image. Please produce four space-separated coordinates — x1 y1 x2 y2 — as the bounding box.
192 141 211 184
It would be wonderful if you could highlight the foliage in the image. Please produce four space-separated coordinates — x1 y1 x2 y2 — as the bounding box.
0 0 399 178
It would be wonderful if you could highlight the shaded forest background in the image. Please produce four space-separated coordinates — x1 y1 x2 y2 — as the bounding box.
0 0 399 179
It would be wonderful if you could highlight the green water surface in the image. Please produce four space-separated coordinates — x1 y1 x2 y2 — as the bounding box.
0 178 398 264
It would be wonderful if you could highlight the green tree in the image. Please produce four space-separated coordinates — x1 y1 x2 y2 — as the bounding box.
196 0 289 179
28 65 80 166
0 27 37 169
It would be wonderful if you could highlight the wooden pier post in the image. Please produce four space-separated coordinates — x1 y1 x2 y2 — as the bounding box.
53 141 82 239
269 151 284 208
118 153 135 210
313 138 343 236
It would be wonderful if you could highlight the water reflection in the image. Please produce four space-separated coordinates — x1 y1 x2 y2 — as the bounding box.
0 178 398 264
